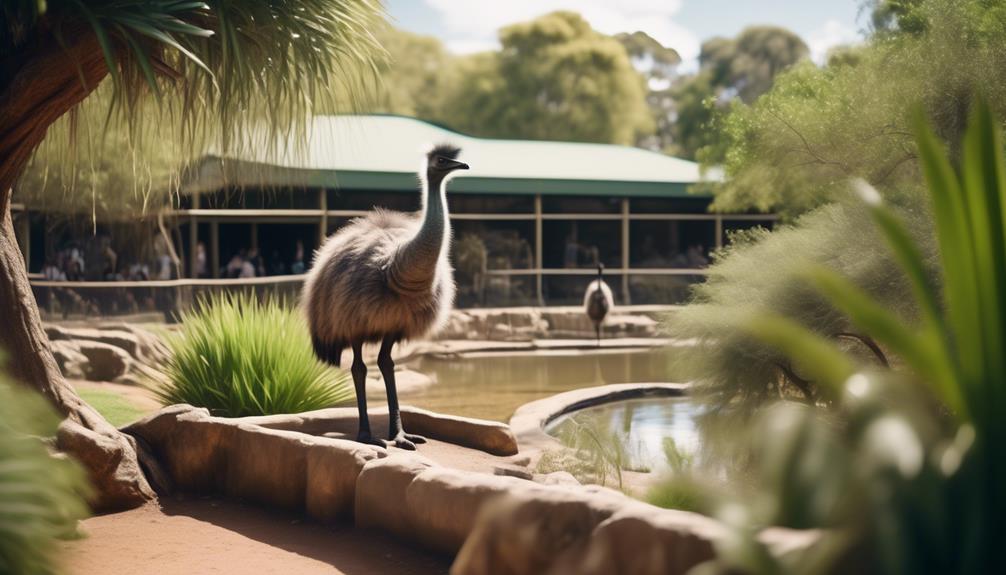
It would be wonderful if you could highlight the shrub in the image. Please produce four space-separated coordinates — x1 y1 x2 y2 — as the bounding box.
670 190 937 417
156 293 352 417
0 365 90 574
696 100 1006 574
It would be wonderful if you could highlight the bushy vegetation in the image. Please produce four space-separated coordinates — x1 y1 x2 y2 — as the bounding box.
157 294 352 417
695 100 1006 574
671 192 937 414
0 366 90 575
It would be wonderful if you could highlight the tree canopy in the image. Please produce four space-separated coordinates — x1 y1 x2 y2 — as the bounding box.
441 11 653 145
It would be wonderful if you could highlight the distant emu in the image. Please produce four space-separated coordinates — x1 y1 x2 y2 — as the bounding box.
583 263 613 347
302 145 468 450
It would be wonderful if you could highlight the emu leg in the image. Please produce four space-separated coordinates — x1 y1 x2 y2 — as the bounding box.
351 343 382 447
378 335 426 450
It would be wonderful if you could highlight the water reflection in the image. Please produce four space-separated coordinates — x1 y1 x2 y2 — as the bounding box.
403 349 683 422
546 397 702 473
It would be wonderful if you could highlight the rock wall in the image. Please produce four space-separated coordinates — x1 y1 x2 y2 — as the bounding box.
438 306 671 341
126 404 817 575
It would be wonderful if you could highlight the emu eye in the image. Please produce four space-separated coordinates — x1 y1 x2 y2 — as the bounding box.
436 157 446 165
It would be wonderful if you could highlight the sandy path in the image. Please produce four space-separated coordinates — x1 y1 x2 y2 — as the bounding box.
61 498 451 575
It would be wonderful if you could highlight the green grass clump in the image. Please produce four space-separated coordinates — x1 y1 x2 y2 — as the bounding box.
156 293 352 417
76 388 147 427
0 367 90 574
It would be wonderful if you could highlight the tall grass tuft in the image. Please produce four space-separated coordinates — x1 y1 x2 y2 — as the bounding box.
0 361 90 574
156 293 352 417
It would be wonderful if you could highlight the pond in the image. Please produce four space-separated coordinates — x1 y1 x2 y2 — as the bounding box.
544 397 703 474
400 347 690 422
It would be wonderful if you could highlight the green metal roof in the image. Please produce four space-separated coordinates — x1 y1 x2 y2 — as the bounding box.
186 115 714 198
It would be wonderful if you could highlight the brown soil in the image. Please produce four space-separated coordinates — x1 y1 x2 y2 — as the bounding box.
61 497 451 575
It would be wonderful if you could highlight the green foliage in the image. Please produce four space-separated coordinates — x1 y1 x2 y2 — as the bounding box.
6 0 386 208
668 26 809 160
157 293 352 417
443 11 653 145
669 190 937 414
701 100 1006 574
0 367 90 575
706 0 1006 218
538 414 655 490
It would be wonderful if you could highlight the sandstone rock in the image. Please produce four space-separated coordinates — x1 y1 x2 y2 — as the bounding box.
51 339 88 380
493 464 533 480
555 503 726 575
402 406 519 456
535 471 580 486
306 438 385 523
76 340 132 381
355 454 436 541
57 419 156 512
451 483 629 575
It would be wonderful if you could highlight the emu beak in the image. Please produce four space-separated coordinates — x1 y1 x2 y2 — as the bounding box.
449 160 469 171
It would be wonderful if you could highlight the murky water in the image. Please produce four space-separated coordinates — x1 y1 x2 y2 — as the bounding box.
401 347 689 422
545 397 702 473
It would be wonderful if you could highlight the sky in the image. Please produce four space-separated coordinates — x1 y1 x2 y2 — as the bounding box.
385 0 867 70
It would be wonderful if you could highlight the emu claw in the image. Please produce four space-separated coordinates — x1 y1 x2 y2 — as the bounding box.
387 432 424 450
356 432 386 448
404 433 427 444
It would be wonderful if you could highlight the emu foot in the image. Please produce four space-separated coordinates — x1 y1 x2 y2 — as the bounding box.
387 432 426 450
356 431 386 448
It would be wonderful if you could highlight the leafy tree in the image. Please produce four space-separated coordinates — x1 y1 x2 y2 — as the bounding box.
670 27 809 160
616 31 683 152
0 0 385 509
706 0 1006 217
443 11 653 145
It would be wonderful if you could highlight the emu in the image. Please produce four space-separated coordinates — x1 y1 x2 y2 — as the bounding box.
302 144 467 450
583 263 613 347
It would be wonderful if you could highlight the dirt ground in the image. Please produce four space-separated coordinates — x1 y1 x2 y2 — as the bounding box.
61 497 451 575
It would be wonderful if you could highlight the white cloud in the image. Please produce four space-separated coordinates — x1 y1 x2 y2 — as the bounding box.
806 19 861 64
424 0 701 67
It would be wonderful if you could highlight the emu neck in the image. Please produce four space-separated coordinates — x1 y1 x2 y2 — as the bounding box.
389 171 449 294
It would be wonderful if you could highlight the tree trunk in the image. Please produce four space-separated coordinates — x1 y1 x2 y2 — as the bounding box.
0 25 155 511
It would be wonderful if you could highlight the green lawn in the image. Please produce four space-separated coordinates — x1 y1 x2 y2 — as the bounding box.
77 388 146 427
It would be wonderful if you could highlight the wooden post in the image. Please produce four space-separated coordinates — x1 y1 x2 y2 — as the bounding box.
621 198 630 305
534 194 543 306
210 220 220 279
319 188 328 244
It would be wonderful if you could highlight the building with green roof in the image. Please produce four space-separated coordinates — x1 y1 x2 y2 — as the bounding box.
20 115 774 309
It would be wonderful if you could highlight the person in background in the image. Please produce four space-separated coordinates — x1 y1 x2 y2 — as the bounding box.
247 248 265 277
195 241 208 278
42 257 65 281
268 250 286 275
225 249 245 278
290 240 306 274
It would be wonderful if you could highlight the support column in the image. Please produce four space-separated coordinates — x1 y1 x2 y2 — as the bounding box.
715 215 723 249
188 216 198 278
621 198 630 305
319 188 328 245
210 221 220 279
534 194 543 306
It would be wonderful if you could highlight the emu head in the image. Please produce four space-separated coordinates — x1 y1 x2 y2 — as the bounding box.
426 143 469 177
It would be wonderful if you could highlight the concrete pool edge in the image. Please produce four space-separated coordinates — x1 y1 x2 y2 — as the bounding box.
509 382 691 468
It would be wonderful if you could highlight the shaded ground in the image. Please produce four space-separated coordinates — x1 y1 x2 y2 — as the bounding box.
61 498 451 575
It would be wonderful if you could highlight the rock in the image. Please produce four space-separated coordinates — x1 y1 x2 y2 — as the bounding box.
493 464 533 480
451 482 629 575
76 340 132 381
401 406 519 456
56 419 156 513
126 404 385 520
535 471 580 486
355 454 436 542
51 339 88 379
555 503 727 575
366 368 433 395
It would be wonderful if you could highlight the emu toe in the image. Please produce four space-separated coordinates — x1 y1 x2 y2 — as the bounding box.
388 432 426 450
356 431 386 448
